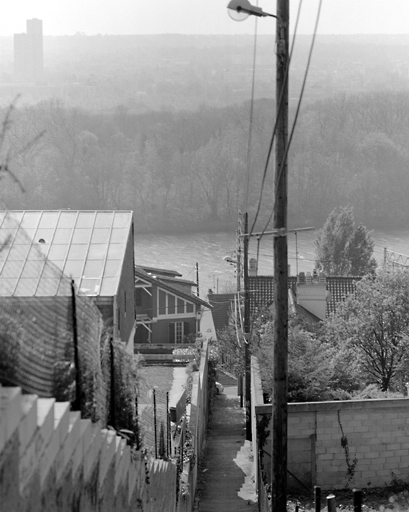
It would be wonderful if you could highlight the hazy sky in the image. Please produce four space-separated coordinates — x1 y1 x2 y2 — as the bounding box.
2 0 409 37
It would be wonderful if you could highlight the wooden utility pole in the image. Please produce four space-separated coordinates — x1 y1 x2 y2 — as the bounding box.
243 212 251 441
272 0 289 510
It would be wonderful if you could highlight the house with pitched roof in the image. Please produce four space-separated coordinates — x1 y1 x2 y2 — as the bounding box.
0 210 136 351
134 265 211 346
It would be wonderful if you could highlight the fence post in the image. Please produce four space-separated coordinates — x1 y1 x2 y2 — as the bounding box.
153 388 158 459
327 494 337 512
110 338 116 429
314 486 321 512
71 280 81 411
353 489 362 512
166 391 171 457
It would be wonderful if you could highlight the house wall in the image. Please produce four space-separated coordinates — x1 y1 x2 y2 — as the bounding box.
115 223 136 348
0 385 177 512
251 357 409 491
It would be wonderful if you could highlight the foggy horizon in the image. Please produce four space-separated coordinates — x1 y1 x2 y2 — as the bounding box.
2 0 409 37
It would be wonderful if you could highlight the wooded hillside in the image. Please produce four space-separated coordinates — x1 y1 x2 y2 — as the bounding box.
2 90 408 233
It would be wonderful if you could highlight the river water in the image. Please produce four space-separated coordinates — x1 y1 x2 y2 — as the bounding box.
134 229 409 299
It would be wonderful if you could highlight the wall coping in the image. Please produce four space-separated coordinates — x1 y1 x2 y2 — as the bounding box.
256 397 409 415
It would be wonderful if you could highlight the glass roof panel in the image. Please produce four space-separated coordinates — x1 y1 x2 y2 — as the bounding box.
113 212 132 228
57 211 77 228
94 212 114 228
0 211 7 226
76 212 95 228
42 262 61 279
2 260 24 278
36 244 50 258
34 228 55 245
21 260 45 278
100 277 119 296
104 260 121 277
64 260 84 278
67 244 88 260
79 278 101 295
53 228 73 244
0 227 18 243
4 211 23 225
27 246 44 261
83 259 104 278
14 278 39 296
48 244 69 261
72 229 92 244
110 228 128 243
21 211 42 228
0 244 11 260
8 245 31 261
36 278 60 296
88 244 108 260
91 228 111 244
107 244 125 259
15 228 36 243
57 278 72 296
0 278 17 295
38 211 59 228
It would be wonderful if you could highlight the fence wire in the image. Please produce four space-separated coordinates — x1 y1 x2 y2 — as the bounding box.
138 379 171 459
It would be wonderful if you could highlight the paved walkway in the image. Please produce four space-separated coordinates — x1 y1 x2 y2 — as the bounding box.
194 372 258 512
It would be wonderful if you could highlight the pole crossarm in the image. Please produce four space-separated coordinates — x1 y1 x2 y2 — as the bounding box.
239 226 314 238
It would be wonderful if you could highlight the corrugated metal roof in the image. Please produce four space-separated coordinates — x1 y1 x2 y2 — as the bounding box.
0 210 133 297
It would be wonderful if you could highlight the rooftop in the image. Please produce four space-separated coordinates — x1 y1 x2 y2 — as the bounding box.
0 210 133 297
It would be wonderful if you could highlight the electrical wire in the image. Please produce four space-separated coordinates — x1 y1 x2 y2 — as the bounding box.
245 9 259 212
260 0 323 235
249 0 304 237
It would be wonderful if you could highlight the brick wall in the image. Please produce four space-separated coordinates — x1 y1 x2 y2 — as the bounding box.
251 357 409 491
0 385 177 512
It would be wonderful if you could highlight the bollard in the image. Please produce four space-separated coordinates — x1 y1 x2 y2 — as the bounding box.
314 486 321 512
326 494 337 512
353 488 362 512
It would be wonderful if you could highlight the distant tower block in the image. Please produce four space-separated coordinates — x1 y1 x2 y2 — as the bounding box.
14 19 43 82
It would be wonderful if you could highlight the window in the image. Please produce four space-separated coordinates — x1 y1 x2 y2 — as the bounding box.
169 321 191 344
177 298 184 314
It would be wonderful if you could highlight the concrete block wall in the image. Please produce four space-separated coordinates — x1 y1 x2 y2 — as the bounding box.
251 356 409 491
0 384 178 511
288 399 409 490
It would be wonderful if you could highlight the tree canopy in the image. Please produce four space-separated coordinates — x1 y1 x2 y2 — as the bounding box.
315 206 377 276
323 268 409 392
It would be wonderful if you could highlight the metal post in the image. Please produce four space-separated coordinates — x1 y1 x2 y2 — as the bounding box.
71 280 81 411
327 495 337 512
314 486 321 512
243 212 251 441
153 388 158 459
353 489 362 512
166 391 171 456
110 338 116 429
196 262 200 297
271 0 289 510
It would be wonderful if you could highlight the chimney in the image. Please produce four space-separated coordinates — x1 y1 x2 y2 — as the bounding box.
297 269 327 320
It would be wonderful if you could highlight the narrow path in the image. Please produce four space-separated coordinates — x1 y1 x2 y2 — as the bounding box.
194 372 258 512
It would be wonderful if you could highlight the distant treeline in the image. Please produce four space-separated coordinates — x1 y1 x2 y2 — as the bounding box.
2 90 409 233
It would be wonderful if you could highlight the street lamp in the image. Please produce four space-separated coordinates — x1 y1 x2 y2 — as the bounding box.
227 2 289 512
227 0 277 21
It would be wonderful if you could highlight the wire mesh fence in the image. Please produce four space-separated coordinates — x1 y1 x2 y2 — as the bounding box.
138 380 171 459
0 211 108 422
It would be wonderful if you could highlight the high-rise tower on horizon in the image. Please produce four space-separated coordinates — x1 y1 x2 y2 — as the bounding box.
14 19 43 82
